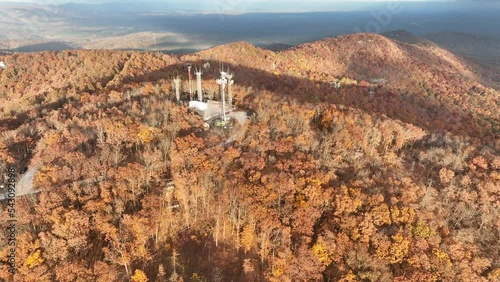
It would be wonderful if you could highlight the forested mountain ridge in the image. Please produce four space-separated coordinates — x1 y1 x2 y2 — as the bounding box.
194 33 496 90
187 33 499 142
0 33 499 281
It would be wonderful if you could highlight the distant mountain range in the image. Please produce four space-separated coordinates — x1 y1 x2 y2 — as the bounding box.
189 32 499 90
1 1 499 52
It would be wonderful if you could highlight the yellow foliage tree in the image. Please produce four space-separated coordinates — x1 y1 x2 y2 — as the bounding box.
137 126 156 144
391 206 415 225
24 250 44 269
312 243 332 266
412 221 435 239
432 248 452 269
371 203 392 226
388 232 410 264
340 77 358 86
241 220 255 253
377 231 410 264
131 269 149 282
488 268 500 281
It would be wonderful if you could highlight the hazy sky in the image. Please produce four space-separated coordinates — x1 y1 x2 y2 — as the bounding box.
0 0 455 5
0 0 451 2
0 0 462 12
0 0 493 14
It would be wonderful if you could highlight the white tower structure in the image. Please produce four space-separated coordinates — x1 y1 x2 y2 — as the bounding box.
195 68 203 102
187 63 193 100
226 72 234 107
173 76 181 102
217 71 228 122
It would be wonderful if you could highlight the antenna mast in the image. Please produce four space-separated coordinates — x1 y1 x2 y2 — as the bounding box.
187 63 193 100
195 67 203 102
173 75 181 103
226 72 234 107
217 66 228 122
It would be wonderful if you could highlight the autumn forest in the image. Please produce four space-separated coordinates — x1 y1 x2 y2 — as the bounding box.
0 33 499 281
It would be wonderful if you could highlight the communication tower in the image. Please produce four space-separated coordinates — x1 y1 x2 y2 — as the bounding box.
226 72 234 106
173 76 181 103
217 70 228 122
187 63 193 100
195 67 203 102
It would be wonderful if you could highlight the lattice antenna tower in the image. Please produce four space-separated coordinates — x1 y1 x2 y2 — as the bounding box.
226 70 234 106
172 70 182 102
217 64 229 121
187 63 193 100
195 66 203 102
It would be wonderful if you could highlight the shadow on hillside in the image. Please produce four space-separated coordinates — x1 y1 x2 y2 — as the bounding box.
132 229 260 282
1 96 77 131
13 42 78 52
120 59 497 143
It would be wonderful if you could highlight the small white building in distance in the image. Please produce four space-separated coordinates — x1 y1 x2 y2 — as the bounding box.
0 61 6 69
189 101 208 112
189 100 233 121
